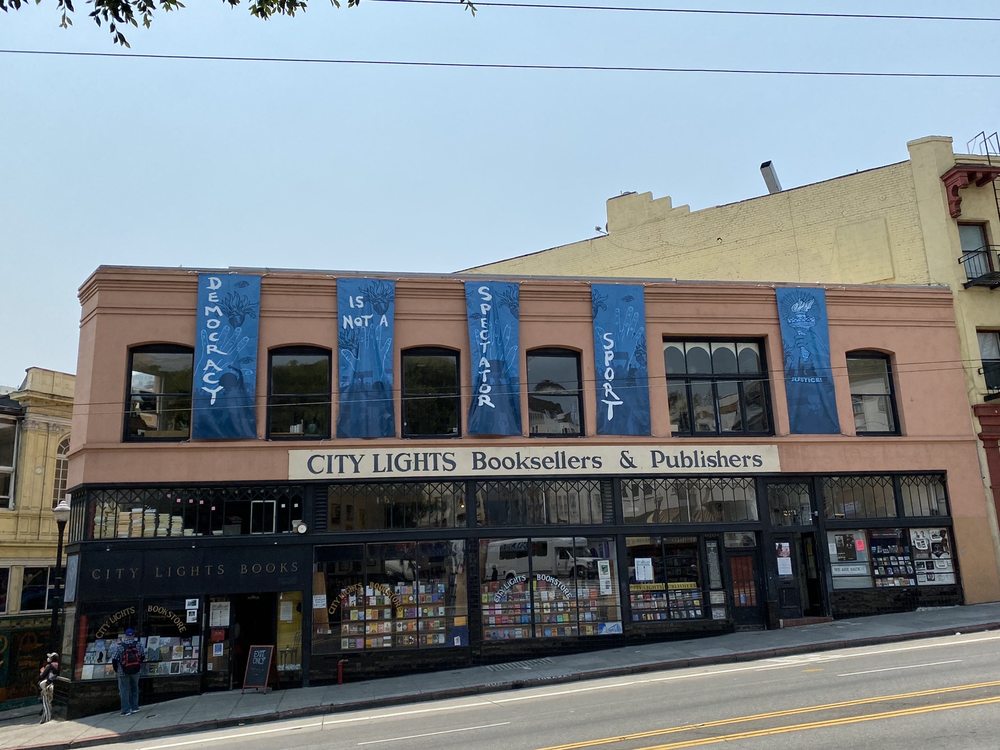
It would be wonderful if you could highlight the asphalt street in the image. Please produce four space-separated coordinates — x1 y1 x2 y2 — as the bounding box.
87 631 1000 750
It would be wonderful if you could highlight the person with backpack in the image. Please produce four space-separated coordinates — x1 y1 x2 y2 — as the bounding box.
110 627 144 716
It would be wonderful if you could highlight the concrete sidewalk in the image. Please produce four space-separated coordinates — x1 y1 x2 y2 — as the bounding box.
4 602 1000 750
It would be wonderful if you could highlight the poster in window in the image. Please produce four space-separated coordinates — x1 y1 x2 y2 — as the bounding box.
775 542 792 576
634 557 654 582
597 559 613 595
911 528 956 585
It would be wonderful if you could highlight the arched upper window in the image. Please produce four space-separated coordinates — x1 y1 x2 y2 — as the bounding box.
125 345 194 441
847 351 899 435
267 346 332 439
51 435 70 507
527 348 583 437
402 347 460 438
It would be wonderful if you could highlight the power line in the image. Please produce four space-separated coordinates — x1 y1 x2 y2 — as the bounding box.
371 0 1000 24
0 48 996 78
66 356 991 416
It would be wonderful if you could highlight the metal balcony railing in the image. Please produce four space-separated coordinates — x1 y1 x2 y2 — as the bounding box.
959 245 1000 288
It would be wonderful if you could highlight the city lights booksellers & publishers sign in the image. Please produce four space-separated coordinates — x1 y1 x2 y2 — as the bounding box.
288 445 780 480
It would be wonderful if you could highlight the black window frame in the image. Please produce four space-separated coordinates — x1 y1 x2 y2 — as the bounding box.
977 330 1000 393
846 351 900 436
0 416 17 509
526 347 585 438
124 344 194 442
266 345 333 440
401 347 461 439
20 566 52 611
959 223 991 281
663 338 773 437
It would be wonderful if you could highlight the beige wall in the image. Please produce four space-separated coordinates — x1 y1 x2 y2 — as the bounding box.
69 268 1000 603
1 368 75 615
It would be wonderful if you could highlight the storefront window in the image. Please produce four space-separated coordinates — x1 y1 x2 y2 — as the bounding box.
869 529 916 587
480 536 621 640
828 530 872 589
77 604 139 680
477 480 604 526
900 475 948 517
621 477 757 523
327 482 465 531
822 476 895 519
276 591 303 673
83 485 305 539
626 536 705 621
911 528 956 585
312 541 467 654
142 600 201 677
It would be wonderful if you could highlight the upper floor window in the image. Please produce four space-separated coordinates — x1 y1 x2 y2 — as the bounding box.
0 568 8 613
51 435 70 507
0 417 16 509
847 352 898 435
402 348 460 438
125 345 193 441
664 340 771 436
20 566 51 611
268 347 331 439
960 223 991 281
977 331 1000 393
527 349 583 437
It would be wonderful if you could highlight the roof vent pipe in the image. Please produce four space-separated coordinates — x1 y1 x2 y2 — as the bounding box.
760 161 782 194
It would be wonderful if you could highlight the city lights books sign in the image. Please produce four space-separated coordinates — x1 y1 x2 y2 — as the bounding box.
289 444 780 480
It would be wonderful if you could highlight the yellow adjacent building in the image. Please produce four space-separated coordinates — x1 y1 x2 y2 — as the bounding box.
0 367 75 708
470 135 1000 591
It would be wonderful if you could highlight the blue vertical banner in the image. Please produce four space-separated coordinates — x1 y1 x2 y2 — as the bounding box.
337 278 396 438
591 284 651 436
466 281 522 435
776 287 841 434
192 273 260 440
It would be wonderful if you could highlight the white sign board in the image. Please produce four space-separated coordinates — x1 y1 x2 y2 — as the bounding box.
289 445 780 480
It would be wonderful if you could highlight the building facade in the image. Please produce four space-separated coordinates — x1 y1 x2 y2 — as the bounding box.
0 368 75 709
62 266 1000 716
468 134 1000 582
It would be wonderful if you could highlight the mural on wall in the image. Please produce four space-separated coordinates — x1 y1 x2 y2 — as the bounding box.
337 278 396 438
776 287 841 434
465 282 522 435
192 273 260 440
590 284 651 436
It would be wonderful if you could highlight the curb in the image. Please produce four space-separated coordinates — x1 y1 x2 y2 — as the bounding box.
19 621 1000 750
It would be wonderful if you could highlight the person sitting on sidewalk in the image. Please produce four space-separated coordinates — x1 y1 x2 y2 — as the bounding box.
110 628 144 716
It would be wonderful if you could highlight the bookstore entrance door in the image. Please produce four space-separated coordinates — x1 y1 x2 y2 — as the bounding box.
231 593 276 689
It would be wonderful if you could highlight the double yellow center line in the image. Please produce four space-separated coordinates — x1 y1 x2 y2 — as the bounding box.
537 679 1000 750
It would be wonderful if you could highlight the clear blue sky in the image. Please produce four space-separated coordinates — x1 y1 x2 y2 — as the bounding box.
2 1 999 387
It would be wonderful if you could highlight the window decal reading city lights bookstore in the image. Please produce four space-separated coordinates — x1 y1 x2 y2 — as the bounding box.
480 537 623 640
312 542 467 653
